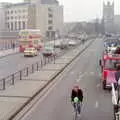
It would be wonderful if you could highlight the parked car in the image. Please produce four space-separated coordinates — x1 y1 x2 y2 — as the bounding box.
24 47 38 57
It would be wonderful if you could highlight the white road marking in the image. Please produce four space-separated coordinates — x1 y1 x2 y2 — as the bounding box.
95 101 99 108
70 71 75 75
76 72 87 82
90 72 94 75
96 84 100 88
79 72 82 74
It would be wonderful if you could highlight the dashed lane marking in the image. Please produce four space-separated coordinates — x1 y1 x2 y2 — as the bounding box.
94 101 99 108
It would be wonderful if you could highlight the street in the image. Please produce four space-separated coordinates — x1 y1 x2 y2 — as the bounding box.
17 38 113 120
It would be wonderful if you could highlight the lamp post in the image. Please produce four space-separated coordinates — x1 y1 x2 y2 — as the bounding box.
53 31 56 64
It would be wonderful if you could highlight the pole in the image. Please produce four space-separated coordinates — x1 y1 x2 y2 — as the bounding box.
54 31 55 64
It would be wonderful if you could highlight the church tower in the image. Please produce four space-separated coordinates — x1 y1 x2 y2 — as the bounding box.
103 1 114 33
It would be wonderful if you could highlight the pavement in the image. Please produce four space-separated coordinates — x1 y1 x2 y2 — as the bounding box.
0 38 93 120
16 38 113 120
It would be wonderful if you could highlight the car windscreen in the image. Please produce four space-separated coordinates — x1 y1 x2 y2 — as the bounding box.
25 48 34 51
105 59 120 70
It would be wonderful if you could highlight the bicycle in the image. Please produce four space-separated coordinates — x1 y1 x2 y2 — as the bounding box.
73 97 82 120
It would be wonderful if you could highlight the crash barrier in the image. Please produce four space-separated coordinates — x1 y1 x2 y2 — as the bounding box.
0 56 54 90
111 83 120 120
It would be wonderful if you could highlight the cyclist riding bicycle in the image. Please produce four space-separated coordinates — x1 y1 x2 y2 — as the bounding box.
71 85 83 114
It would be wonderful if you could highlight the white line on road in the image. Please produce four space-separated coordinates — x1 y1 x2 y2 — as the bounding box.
96 84 100 88
70 71 75 75
94 101 99 108
90 72 95 75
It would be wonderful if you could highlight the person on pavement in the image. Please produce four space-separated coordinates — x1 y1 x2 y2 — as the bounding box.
71 85 83 114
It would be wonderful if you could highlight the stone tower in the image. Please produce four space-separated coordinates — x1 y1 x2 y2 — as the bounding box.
103 1 114 33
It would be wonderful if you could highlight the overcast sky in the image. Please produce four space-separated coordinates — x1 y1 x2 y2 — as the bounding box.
0 0 120 22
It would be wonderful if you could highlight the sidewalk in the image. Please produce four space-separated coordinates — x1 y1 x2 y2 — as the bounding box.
0 39 94 120
0 48 19 58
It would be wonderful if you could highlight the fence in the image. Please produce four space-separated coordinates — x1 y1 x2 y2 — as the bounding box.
0 56 54 90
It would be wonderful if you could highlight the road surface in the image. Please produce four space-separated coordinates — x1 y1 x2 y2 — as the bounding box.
20 38 113 120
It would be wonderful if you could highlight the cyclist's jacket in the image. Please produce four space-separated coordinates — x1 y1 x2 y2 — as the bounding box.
71 89 83 102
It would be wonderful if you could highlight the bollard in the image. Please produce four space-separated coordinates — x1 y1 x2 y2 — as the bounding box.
44 57 46 65
32 64 34 73
20 71 22 80
26 67 29 76
12 74 15 85
37 62 39 71
3 78 5 90
41 60 43 68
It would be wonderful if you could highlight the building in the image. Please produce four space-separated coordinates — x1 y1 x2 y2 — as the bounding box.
5 3 30 31
0 2 12 31
0 0 63 39
114 15 120 33
103 1 114 33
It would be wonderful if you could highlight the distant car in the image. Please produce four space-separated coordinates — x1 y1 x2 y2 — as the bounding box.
42 47 56 57
24 47 38 57
68 40 77 46
60 41 69 49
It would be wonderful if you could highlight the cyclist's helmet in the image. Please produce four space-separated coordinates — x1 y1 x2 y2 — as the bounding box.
73 85 80 91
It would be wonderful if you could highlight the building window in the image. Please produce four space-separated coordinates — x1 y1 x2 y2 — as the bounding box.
11 10 13 14
19 21 21 30
19 16 21 19
11 16 13 19
48 8 52 12
15 22 17 30
48 26 53 30
15 16 17 19
7 17 9 20
23 22 26 29
11 22 13 31
48 14 53 18
8 11 9 14
15 11 17 14
6 23 9 29
48 20 53 24
19 10 21 13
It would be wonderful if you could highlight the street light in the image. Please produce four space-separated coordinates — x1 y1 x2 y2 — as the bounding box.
53 31 56 64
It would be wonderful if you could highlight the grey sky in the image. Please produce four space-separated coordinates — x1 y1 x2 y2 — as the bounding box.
0 0 120 22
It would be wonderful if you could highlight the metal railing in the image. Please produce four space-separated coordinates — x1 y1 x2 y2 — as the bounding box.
0 56 54 90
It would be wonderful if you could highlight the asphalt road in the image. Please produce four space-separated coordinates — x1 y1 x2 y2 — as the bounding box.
19 38 113 120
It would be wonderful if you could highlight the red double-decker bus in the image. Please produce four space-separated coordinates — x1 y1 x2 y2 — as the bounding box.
18 29 43 52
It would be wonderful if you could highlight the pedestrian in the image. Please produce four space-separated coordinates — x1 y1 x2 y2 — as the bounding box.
12 42 15 50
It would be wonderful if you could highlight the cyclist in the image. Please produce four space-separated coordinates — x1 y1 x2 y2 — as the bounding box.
71 85 83 114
